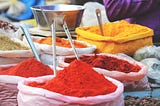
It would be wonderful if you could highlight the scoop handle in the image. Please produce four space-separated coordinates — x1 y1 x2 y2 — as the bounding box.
20 23 41 61
96 9 104 36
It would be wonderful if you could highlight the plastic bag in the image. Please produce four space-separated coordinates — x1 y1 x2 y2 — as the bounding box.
124 76 150 91
134 46 160 61
17 75 124 106
141 58 160 84
81 2 109 26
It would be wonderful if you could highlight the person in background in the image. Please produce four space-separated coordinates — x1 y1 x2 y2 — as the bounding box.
2 0 45 21
103 0 160 43
74 0 103 5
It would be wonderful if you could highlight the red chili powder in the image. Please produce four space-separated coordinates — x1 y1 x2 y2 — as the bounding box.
64 55 141 73
28 60 117 97
0 58 53 78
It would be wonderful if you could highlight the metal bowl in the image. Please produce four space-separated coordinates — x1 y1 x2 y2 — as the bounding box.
31 4 85 31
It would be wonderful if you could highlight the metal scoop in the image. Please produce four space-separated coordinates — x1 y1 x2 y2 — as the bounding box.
51 20 57 76
96 9 104 36
62 21 80 60
40 6 51 30
20 23 41 61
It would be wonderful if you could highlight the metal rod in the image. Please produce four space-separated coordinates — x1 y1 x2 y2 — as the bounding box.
63 22 79 60
96 9 104 36
20 23 41 61
40 6 51 30
51 20 57 76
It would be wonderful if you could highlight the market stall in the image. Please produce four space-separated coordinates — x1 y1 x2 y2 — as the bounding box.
0 1 160 106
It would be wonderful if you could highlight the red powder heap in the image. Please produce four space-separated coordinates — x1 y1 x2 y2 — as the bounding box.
64 55 141 73
28 60 117 97
0 58 53 78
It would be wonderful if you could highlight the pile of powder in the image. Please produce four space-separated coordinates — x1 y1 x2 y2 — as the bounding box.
0 58 53 78
38 36 87 48
28 60 117 97
0 35 29 50
64 55 141 73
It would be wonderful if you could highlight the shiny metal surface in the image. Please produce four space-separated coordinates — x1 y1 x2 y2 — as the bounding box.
63 21 80 60
20 23 41 61
31 4 85 31
96 9 104 36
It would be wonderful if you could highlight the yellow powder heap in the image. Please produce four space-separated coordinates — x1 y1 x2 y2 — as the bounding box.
83 20 151 37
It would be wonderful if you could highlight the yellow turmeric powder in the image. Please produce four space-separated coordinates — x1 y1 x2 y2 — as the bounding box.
84 20 149 37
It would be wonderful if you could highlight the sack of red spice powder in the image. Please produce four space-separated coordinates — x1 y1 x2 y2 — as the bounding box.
17 75 124 106
58 53 149 91
58 53 148 82
0 58 54 105
0 64 26 83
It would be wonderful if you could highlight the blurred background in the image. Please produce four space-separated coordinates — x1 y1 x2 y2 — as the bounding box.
0 0 104 22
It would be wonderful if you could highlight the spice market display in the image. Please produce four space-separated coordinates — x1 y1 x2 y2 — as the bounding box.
34 36 96 56
18 60 124 106
0 1 160 106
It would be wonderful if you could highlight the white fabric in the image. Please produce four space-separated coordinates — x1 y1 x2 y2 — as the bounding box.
0 50 33 57
0 64 26 105
81 2 109 27
34 38 96 56
0 0 10 11
7 1 26 16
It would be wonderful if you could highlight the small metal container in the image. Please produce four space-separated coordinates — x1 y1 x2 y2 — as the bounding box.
31 4 85 31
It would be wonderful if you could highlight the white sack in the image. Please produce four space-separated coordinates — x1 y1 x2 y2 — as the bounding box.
35 39 96 56
17 75 124 106
0 64 26 106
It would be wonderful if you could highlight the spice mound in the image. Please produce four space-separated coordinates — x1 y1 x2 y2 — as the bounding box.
0 35 29 50
0 58 53 78
81 20 152 37
38 36 87 48
28 60 117 97
64 55 141 73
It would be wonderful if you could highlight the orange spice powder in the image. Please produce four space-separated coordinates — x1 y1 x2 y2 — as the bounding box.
38 36 87 48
